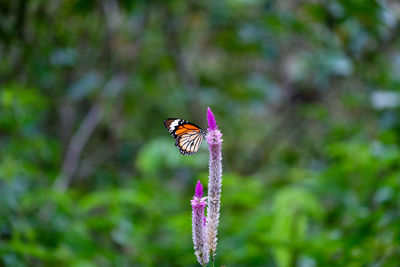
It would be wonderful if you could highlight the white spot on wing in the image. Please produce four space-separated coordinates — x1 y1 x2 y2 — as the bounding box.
170 119 180 131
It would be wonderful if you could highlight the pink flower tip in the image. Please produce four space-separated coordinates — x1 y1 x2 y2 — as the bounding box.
207 107 218 130
195 180 203 198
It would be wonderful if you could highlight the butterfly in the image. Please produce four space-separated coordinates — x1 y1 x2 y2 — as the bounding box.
163 118 207 155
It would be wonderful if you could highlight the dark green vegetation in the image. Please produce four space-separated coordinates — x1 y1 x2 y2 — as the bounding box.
1 0 400 266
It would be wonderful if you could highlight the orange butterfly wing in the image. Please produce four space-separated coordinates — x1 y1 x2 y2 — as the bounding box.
163 118 205 155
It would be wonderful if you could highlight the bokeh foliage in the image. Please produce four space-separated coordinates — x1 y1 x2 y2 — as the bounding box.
1 0 400 266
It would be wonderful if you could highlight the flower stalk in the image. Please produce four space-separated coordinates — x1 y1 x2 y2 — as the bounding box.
205 107 223 260
191 180 209 266
190 107 223 266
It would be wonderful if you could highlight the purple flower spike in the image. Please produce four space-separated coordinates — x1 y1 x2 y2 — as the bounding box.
205 107 223 260
207 107 218 131
189 108 223 265
191 181 209 266
195 180 203 198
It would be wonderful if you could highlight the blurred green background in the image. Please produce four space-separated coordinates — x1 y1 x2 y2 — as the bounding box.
1 0 400 266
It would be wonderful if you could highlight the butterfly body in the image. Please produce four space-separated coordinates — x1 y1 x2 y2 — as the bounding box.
163 118 206 155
